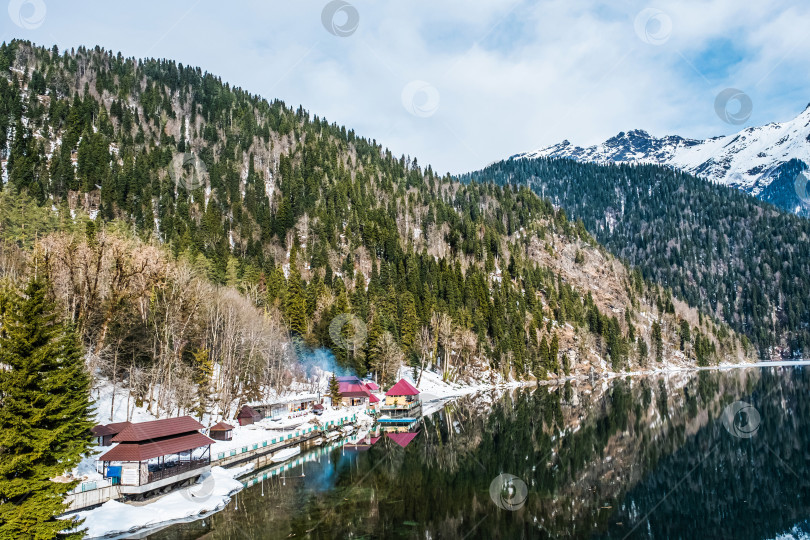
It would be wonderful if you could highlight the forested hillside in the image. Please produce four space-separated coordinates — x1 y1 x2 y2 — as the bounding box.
460 157 810 358
0 40 751 418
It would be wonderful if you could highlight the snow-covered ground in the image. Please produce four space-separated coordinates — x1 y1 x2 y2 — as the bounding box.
209 405 373 458
65 465 250 539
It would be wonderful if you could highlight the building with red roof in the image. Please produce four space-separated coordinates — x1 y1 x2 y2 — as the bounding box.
209 421 235 441
98 416 213 495
236 405 262 426
385 431 419 448
382 379 421 418
338 379 382 409
91 421 132 446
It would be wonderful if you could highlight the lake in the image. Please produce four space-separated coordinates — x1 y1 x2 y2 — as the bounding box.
146 366 810 539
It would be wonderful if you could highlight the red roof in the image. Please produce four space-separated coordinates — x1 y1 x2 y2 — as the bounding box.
386 432 418 448
92 421 132 437
113 416 204 443
385 379 419 396
365 381 380 391
237 405 260 419
368 394 380 403
209 421 234 432
100 432 214 462
339 382 372 398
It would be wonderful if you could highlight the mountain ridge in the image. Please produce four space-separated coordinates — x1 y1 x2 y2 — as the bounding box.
512 106 810 215
0 38 753 421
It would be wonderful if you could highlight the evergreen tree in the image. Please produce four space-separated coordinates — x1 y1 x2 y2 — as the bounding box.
284 269 307 337
652 321 663 363
638 338 649 367
328 374 342 408
0 278 94 539
399 292 419 351
549 333 560 374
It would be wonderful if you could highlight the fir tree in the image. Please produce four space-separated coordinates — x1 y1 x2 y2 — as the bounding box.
0 278 94 539
652 321 663 363
284 269 307 337
328 374 342 408
549 333 560 374
399 292 419 351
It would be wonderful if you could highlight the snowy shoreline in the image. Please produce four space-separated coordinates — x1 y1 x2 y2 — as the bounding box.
69 359 803 538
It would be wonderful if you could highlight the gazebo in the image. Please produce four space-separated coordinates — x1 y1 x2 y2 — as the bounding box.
209 421 235 441
98 416 213 495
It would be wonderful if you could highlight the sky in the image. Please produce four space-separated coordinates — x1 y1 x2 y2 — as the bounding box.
2 0 809 174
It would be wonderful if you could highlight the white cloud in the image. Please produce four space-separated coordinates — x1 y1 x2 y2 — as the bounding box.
6 0 810 173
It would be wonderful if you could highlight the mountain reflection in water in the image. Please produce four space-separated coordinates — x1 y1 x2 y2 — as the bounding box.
148 367 810 539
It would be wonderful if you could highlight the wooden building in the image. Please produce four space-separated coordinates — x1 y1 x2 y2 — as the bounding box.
337 376 382 408
339 381 374 406
237 405 262 426
248 395 319 420
91 421 132 447
98 416 213 495
209 421 234 441
383 379 421 418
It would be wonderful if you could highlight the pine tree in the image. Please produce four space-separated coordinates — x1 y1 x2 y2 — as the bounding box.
284 269 307 337
328 374 342 408
549 333 560 374
0 278 94 539
399 292 419 351
652 321 663 362
638 338 649 367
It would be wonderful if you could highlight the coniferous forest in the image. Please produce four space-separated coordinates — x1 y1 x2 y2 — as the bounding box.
0 39 751 425
0 0 809 536
461 157 810 358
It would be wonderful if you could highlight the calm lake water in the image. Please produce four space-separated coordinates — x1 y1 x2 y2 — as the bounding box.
147 366 810 539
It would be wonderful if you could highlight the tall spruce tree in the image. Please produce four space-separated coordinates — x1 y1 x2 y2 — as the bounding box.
328 374 342 408
0 278 94 539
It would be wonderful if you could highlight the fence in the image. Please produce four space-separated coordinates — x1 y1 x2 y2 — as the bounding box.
213 415 357 461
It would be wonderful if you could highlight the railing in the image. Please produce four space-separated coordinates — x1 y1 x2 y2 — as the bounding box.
212 415 358 462
146 459 209 484
381 401 421 410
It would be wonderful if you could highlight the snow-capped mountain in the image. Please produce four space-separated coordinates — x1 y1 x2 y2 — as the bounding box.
512 105 810 215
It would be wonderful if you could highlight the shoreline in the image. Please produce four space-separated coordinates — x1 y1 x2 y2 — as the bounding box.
74 360 804 538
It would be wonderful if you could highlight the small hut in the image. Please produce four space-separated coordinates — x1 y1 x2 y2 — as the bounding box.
367 393 380 413
91 421 132 446
236 405 261 426
209 421 234 441
313 403 325 416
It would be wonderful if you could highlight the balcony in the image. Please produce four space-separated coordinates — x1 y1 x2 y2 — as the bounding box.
381 400 421 411
147 457 210 484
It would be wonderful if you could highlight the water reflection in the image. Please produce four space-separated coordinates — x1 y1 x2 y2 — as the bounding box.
148 367 810 539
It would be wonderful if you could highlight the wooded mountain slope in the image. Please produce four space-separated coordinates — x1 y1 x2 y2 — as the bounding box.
0 41 752 416
460 157 810 358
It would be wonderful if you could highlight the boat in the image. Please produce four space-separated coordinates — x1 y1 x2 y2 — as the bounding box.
270 446 301 463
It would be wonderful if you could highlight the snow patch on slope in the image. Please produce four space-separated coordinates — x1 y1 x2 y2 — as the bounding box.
513 105 810 202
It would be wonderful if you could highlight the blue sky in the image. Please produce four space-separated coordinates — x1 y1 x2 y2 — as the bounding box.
3 0 808 173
